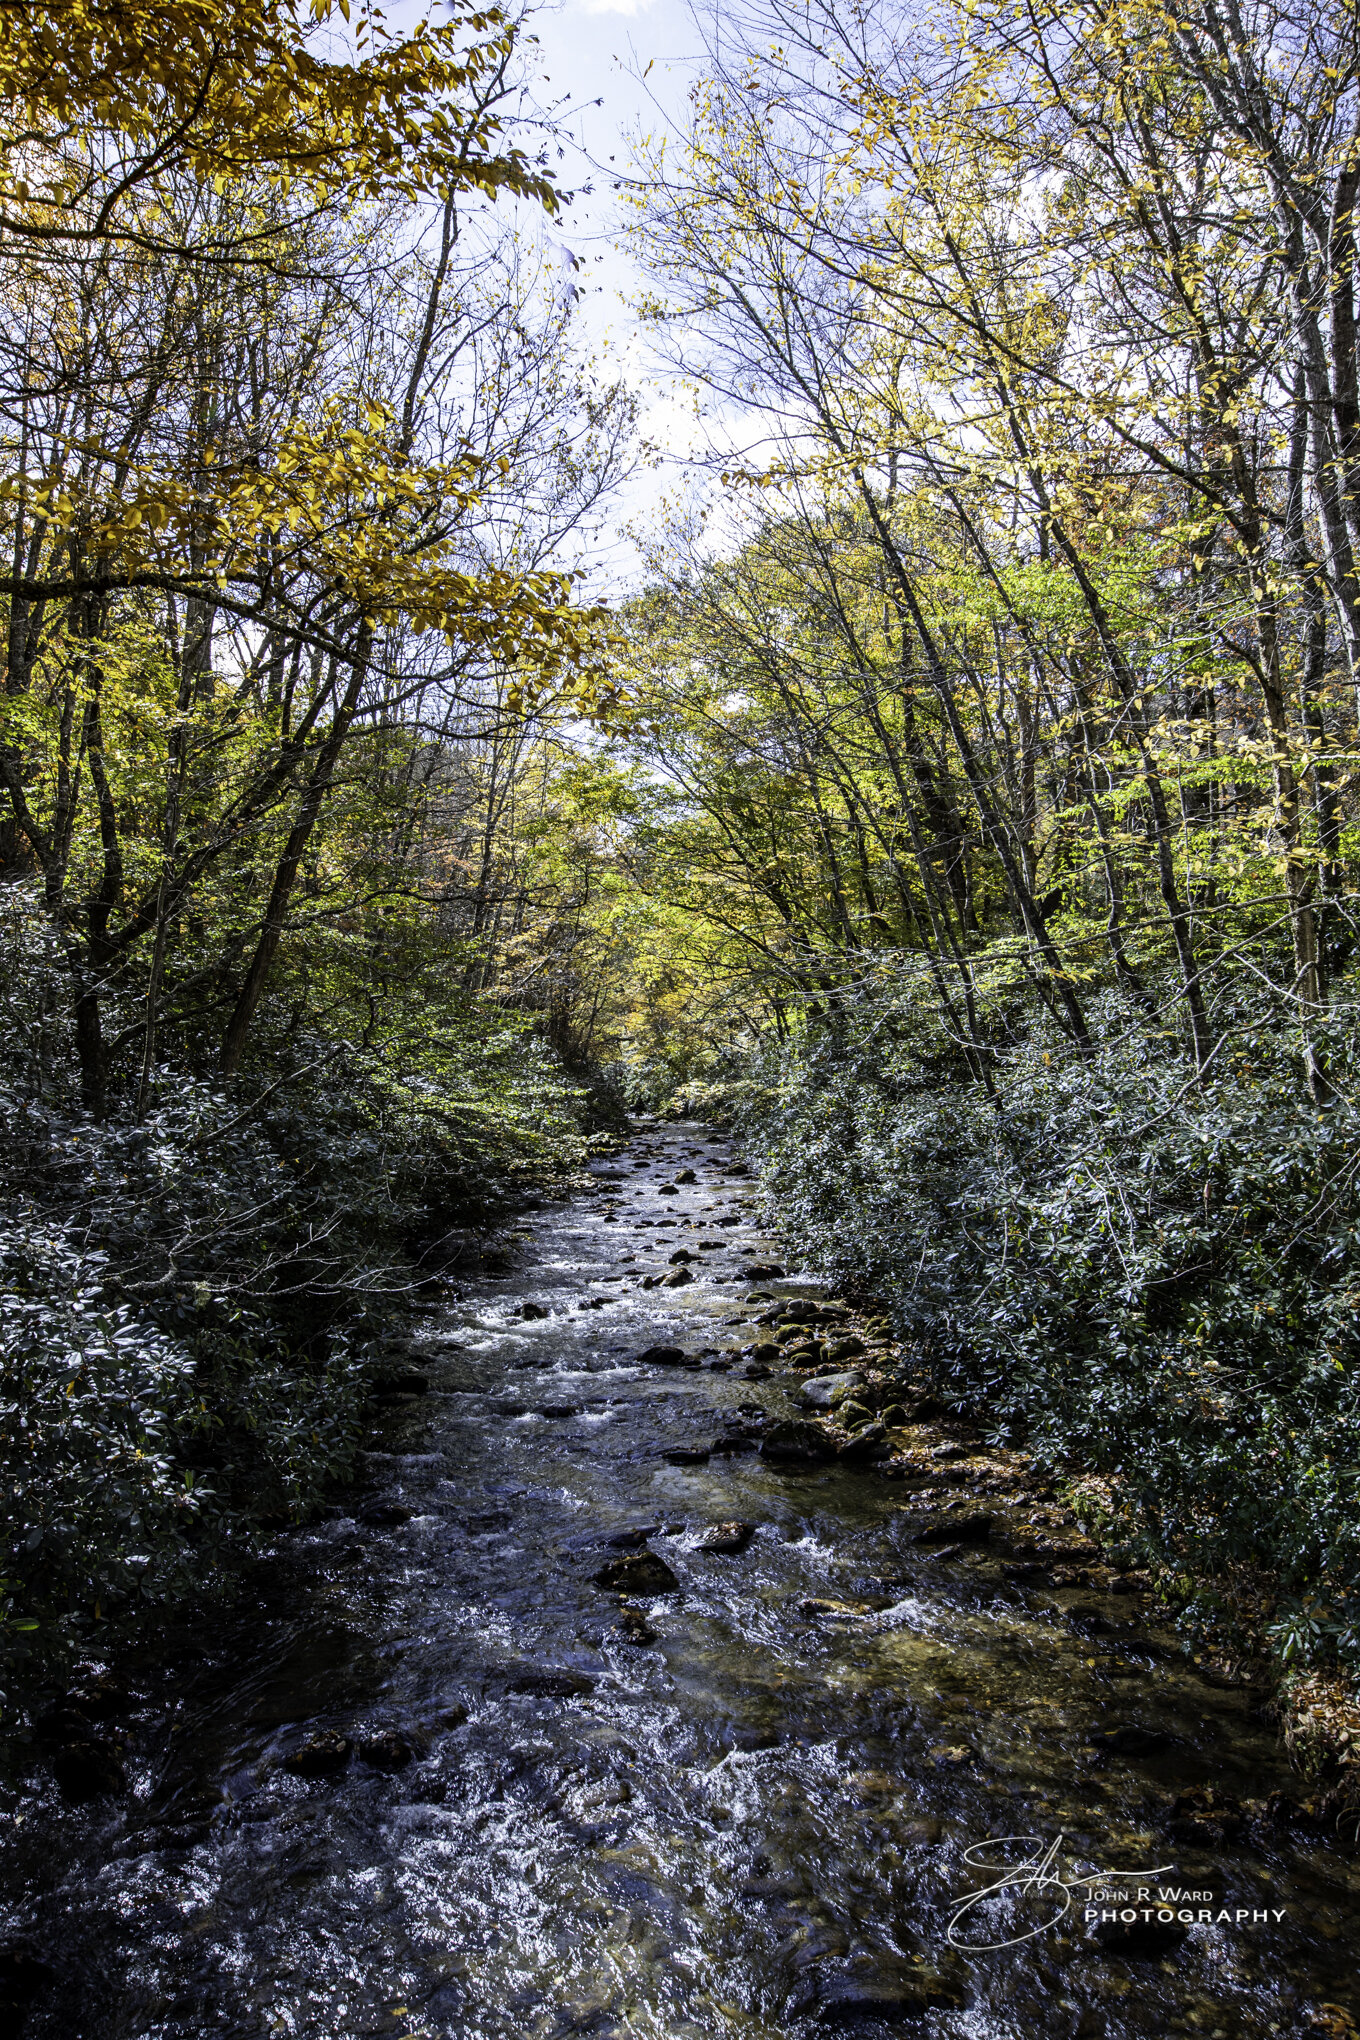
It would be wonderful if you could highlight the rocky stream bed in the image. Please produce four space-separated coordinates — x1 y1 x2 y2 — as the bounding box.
2 1123 1359 2039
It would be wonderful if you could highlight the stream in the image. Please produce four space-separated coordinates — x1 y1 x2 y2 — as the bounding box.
2 1122 1358 2039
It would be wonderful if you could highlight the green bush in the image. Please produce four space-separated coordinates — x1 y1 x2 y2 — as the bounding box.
746 997 1360 1671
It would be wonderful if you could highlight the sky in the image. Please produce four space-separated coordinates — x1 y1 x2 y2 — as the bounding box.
513 0 721 588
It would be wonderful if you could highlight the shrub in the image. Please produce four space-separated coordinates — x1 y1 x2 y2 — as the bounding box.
745 996 1360 1671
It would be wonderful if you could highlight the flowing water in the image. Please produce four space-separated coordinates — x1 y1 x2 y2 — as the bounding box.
3 1124 1359 2039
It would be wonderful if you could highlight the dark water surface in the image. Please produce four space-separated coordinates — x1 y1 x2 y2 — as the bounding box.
3 1125 1359 2038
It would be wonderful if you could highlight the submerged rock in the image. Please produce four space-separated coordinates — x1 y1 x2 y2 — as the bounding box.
761 1420 837 1464
358 1729 416 1770
358 1501 413 1527
283 1731 353 1777
505 1670 596 1699
635 1344 694 1368
593 1550 679 1595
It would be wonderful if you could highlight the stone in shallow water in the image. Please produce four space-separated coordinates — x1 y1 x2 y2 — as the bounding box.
634 1344 692 1367
664 1267 695 1287
358 1729 416 1770
357 1501 413 1527
1088 1722 1175 1758
593 1550 679 1595
521 1301 551 1319
663 1445 711 1465
283 1731 352 1777
761 1419 837 1464
798 1966 964 2025
697 1520 756 1553
505 1670 596 1698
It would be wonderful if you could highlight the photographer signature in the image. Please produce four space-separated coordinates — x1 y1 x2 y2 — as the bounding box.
947 1834 1176 1951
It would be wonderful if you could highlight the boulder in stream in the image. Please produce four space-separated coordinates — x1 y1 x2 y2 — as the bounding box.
358 1729 416 1770
505 1669 596 1698
593 1550 679 1595
761 1419 837 1464
635 1344 697 1368
283 1731 353 1778
696 1520 756 1553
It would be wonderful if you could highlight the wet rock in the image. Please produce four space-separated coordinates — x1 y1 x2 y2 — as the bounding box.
1088 1723 1175 1759
635 1344 694 1368
1092 1916 1188 1958
798 1598 873 1618
697 1520 756 1553
657 1184 679 1196
593 1551 679 1595
615 1609 657 1645
283 1731 353 1777
747 1341 781 1364
742 1262 786 1279
506 1670 596 1698
663 1445 711 1465
728 1725 780 1752
668 1248 695 1264
801 1371 866 1411
744 1362 773 1380
437 1702 469 1728
358 1729 417 1770
358 1501 413 1527
762 1419 838 1464
0 1944 54 2018
778 1300 819 1323
674 1168 698 1184
664 1268 695 1288
796 1965 963 2025
604 1523 663 1548
929 1744 975 1768
1165 1786 1245 1846
49 1737 126 1801
521 1301 551 1319
838 1421 890 1462
710 1434 758 1456
1003 1561 1053 1586
537 1404 579 1419
930 1442 968 1462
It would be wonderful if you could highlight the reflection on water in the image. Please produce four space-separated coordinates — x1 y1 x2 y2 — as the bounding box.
2 1125 1358 2039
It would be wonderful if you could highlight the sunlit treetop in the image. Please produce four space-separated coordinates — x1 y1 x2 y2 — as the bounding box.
0 0 557 244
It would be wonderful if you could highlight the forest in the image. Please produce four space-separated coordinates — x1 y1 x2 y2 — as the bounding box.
4 0 1360 1769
